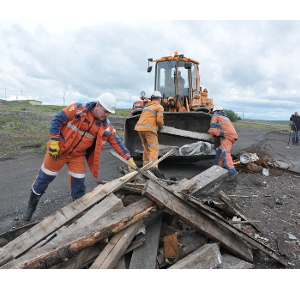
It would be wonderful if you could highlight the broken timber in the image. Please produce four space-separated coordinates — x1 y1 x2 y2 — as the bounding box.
89 219 145 269
1 198 156 269
169 243 222 269
160 125 213 142
0 171 140 267
142 179 254 262
112 150 288 267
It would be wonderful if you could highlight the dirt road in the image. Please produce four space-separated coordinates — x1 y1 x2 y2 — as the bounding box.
0 117 299 269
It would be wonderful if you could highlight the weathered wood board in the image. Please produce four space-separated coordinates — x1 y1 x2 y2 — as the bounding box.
90 219 144 269
189 165 229 196
129 217 162 269
169 243 222 269
0 171 139 267
143 179 254 262
160 125 213 141
1 198 156 269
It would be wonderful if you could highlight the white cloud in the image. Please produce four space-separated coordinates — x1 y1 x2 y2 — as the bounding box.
1 19 300 120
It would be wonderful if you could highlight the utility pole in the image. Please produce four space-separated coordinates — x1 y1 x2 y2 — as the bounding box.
5 88 6 100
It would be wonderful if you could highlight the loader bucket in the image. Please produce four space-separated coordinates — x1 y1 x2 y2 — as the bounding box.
124 111 219 162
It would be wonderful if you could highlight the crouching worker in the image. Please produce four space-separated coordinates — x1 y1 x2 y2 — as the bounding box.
22 93 136 221
208 106 238 180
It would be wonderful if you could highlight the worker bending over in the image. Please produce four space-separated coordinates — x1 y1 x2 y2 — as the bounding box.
134 91 164 168
208 105 238 179
22 93 136 221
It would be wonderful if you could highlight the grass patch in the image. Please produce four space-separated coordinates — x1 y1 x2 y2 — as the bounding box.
234 120 290 131
115 109 131 116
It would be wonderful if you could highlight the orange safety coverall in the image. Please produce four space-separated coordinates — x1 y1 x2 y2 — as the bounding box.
134 100 164 167
208 111 238 175
32 102 131 200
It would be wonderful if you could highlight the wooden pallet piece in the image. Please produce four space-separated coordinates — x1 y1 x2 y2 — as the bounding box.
143 179 254 263
1 198 156 269
169 243 222 269
90 219 144 269
32 193 124 250
129 217 162 269
0 171 139 267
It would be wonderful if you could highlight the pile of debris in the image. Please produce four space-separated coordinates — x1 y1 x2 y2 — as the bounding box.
234 144 294 175
0 150 288 269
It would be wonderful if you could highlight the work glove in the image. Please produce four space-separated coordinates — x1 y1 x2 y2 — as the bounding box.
48 140 60 159
127 157 137 171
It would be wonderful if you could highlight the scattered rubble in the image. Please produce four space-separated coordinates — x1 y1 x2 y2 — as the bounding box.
0 150 289 269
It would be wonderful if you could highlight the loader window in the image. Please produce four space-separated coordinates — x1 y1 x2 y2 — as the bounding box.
178 60 189 96
191 64 198 90
156 60 176 98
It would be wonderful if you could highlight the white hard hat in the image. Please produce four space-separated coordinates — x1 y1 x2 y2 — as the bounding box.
97 93 116 113
213 105 223 111
152 91 162 98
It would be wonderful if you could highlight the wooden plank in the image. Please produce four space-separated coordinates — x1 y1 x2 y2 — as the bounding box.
1 198 156 269
0 223 37 247
143 179 254 263
157 231 208 268
49 242 106 269
216 253 254 269
0 171 139 267
32 193 124 249
169 243 222 269
218 190 262 232
48 194 123 247
160 125 213 141
114 255 126 269
189 165 228 196
129 217 162 269
89 219 144 269
112 154 287 266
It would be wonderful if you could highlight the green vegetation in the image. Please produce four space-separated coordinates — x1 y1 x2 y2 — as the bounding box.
115 109 131 116
224 109 242 122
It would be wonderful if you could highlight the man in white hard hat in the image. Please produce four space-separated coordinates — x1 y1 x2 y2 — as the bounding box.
135 90 164 168
208 105 239 180
22 93 136 221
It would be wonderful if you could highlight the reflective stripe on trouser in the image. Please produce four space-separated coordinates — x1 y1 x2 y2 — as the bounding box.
138 131 159 168
32 151 86 200
214 137 237 174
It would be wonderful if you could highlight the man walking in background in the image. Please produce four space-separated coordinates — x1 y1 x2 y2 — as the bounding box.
290 111 300 145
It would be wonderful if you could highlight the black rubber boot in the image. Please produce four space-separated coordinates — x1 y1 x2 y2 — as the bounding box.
22 190 42 221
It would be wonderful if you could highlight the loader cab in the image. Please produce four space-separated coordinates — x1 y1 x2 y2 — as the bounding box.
154 59 198 101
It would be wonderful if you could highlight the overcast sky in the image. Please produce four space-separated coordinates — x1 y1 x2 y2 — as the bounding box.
0 2 299 120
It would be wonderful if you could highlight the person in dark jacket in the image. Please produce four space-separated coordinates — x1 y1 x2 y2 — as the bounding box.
22 93 136 221
290 111 300 145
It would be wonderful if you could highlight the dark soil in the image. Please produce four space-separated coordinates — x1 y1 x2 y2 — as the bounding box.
0 102 299 269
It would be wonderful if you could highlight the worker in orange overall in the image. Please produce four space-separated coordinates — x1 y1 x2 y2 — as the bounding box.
208 106 238 180
22 93 136 221
134 91 164 168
